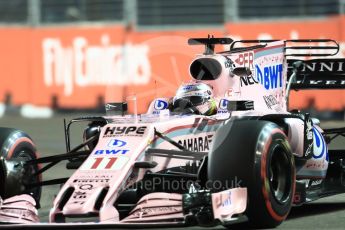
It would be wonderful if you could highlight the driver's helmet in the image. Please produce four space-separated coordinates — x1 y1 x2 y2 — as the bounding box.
172 82 217 115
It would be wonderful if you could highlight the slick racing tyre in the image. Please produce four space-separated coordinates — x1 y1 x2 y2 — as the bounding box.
208 120 295 228
0 128 41 205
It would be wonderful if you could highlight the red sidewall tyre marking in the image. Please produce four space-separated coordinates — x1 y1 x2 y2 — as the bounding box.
260 128 294 222
6 136 42 182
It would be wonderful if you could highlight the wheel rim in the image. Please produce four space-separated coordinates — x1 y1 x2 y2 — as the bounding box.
17 150 41 201
268 144 292 204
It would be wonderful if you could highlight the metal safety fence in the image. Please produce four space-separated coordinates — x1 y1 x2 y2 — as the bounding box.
0 0 343 27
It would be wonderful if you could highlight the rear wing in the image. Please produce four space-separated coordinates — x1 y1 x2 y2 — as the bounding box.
227 38 345 90
188 36 233 55
287 58 345 89
227 39 339 57
188 37 345 90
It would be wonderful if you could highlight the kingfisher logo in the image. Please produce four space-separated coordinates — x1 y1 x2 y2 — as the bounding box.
154 100 168 110
255 64 283 90
108 139 127 148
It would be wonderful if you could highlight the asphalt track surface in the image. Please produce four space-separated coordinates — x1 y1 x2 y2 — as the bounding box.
1 115 345 229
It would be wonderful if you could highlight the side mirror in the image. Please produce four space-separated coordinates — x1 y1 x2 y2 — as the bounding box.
105 102 127 116
231 67 252 77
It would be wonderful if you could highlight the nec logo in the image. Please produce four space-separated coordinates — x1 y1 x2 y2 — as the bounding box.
108 139 127 148
154 100 168 110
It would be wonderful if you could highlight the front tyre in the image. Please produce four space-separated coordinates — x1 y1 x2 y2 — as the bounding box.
0 128 41 204
208 120 295 228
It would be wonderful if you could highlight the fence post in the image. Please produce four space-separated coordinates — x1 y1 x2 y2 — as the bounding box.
340 0 345 14
28 0 40 26
124 0 136 28
225 0 239 22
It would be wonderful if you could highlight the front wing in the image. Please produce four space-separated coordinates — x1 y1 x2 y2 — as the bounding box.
0 187 247 227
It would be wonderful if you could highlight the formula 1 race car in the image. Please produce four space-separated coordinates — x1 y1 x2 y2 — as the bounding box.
1 36 345 229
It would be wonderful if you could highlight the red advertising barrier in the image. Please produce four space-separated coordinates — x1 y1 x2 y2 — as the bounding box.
0 28 31 105
30 25 127 108
0 16 345 113
1 26 224 113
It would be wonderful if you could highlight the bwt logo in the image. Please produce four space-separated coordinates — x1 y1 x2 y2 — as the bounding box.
255 64 283 90
154 100 168 110
95 149 129 155
108 139 127 148
219 99 229 110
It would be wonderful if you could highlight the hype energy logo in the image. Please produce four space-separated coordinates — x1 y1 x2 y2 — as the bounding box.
255 64 283 90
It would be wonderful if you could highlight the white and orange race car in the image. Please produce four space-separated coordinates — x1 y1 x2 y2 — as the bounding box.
0 36 345 228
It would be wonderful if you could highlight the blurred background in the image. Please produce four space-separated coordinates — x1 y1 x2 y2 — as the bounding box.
0 0 345 119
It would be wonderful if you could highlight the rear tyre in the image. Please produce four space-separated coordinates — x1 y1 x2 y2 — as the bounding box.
0 128 41 204
208 120 295 228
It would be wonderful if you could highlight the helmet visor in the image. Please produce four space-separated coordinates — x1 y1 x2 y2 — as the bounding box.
173 96 207 110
